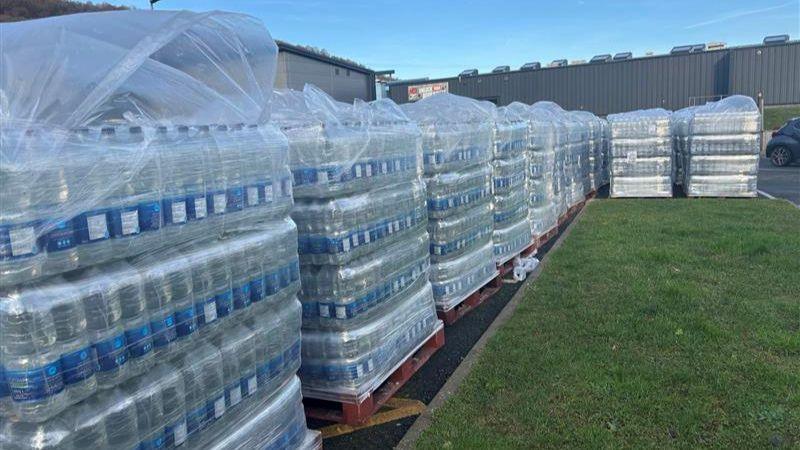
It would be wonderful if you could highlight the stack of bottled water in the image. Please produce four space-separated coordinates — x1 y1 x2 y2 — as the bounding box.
608 109 674 197
273 86 442 404
0 10 318 449
671 106 698 187
486 105 532 263
571 111 605 194
507 103 561 238
681 96 761 197
403 94 498 314
599 118 612 186
531 102 571 218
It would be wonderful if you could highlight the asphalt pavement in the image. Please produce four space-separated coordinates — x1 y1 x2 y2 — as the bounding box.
758 157 799 205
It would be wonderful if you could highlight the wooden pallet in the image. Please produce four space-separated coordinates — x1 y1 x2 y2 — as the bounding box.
534 225 559 249
304 325 445 426
436 278 501 326
586 189 598 200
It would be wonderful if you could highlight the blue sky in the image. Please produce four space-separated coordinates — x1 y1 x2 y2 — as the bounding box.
125 0 799 79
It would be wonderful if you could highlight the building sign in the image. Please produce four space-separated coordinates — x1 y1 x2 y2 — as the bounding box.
408 82 449 101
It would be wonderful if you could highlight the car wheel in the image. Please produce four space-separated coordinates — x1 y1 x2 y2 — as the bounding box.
770 146 792 167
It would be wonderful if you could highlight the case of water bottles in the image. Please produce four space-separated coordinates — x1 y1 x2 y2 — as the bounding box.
488 106 532 264
0 10 319 449
403 94 499 312
273 86 443 403
510 102 561 237
608 109 674 197
680 96 761 197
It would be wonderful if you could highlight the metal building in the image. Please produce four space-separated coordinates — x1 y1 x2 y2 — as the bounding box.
387 41 800 115
275 40 376 102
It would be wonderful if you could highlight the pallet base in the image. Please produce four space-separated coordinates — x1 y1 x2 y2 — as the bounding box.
304 325 445 426
436 278 501 326
534 226 559 249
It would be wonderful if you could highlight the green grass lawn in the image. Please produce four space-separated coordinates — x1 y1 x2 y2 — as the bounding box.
417 199 800 449
765 105 800 130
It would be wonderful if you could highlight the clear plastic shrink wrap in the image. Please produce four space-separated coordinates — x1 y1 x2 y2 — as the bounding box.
487 105 532 263
607 108 674 197
507 102 560 238
682 96 761 197
272 86 442 403
570 111 605 193
402 94 498 313
0 10 317 449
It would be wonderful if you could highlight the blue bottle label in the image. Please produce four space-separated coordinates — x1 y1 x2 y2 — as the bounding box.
232 283 251 310
164 419 187 447
93 333 127 372
43 220 77 252
226 187 244 212
264 271 280 295
215 290 233 318
249 278 265 303
61 346 95 385
138 433 166 450
125 324 153 358
0 366 9 398
6 361 65 402
206 393 226 422
186 405 208 435
138 201 162 232
186 193 207 221
150 314 177 348
174 306 197 337
161 197 187 227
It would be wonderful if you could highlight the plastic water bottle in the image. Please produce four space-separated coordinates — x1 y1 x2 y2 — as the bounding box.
0 352 10 416
105 127 143 258
212 325 244 415
70 128 115 269
95 387 141 450
176 342 224 446
138 256 181 356
188 246 216 332
110 263 154 379
0 414 73 449
214 125 245 234
209 245 233 324
49 282 97 405
200 125 227 238
0 287 68 422
166 254 197 353
153 363 188 448
0 129 45 287
37 131 80 278
228 240 252 320
70 392 110 448
124 369 168 449
129 126 164 256
159 126 207 246
64 268 128 389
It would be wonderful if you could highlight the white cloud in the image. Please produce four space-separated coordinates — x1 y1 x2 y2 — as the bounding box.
685 1 798 29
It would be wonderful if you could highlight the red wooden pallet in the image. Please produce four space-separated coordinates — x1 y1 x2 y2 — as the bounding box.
535 225 559 249
586 189 598 200
304 325 445 426
436 278 502 326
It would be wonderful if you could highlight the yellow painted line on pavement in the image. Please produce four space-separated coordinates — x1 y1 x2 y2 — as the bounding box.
319 398 427 439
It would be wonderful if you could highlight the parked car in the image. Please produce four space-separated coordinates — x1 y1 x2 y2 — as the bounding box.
766 118 800 166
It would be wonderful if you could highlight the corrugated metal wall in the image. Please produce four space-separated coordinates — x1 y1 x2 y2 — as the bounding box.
729 43 800 105
276 51 375 103
388 42 800 115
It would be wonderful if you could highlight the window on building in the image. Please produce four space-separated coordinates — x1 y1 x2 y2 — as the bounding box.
335 68 340 75
346 69 351 76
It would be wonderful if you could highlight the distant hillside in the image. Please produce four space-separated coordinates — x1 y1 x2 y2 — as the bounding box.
0 0 128 23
